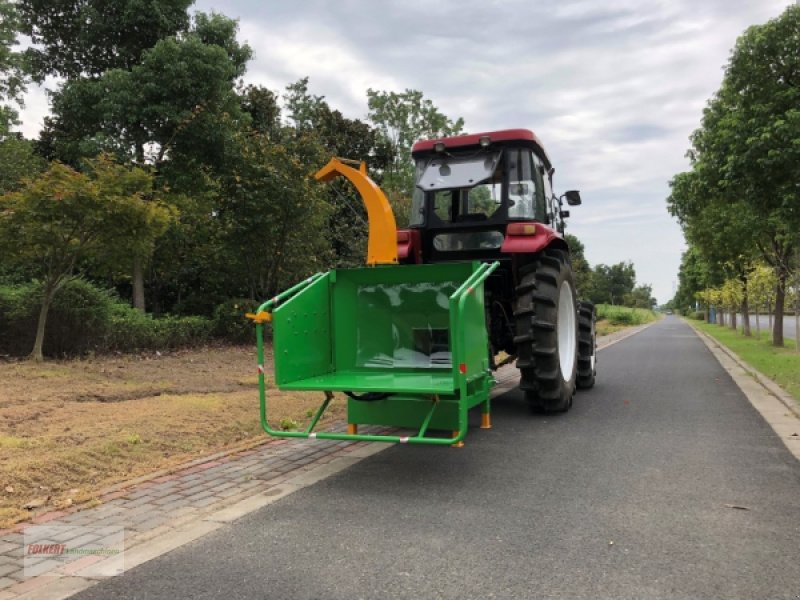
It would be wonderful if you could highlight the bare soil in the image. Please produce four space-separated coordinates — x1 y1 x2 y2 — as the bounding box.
0 344 345 528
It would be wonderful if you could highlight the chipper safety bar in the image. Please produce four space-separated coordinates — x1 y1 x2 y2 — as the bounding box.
250 158 499 446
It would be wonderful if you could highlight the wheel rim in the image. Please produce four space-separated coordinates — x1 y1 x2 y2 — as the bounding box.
557 281 576 381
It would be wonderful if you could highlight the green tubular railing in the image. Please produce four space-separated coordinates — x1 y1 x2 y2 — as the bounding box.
256 261 500 446
256 272 325 315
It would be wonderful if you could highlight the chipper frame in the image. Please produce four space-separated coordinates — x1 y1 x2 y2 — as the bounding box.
250 158 498 446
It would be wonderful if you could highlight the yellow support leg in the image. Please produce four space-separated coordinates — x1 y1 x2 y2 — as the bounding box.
348 423 358 435
451 430 464 448
480 413 492 429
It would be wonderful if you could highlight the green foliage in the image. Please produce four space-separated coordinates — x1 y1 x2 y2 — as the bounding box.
212 298 259 344
0 157 172 359
43 12 252 166
0 135 46 195
0 278 213 357
0 278 115 356
367 88 464 198
0 1 27 134
565 233 591 297
585 261 638 306
689 311 706 321
106 307 212 352
279 418 299 431
596 304 657 326
667 5 800 345
19 0 192 79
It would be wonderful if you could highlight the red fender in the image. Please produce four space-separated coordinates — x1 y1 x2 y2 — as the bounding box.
501 222 564 254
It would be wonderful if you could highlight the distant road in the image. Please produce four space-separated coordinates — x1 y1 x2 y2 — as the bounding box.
734 313 797 340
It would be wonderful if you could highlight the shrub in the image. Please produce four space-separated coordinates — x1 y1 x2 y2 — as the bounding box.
0 278 114 357
106 308 212 352
690 311 706 321
596 304 657 326
0 279 213 357
212 298 259 344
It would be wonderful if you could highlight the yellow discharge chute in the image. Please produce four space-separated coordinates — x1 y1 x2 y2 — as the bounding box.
315 158 398 266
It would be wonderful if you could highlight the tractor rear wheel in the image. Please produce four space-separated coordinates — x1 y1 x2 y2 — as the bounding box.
513 249 578 413
576 301 597 389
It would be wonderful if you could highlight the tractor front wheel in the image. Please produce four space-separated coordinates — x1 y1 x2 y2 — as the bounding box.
514 250 578 413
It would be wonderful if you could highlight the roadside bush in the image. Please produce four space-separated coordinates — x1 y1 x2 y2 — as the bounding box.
212 298 259 344
596 304 657 326
690 311 706 321
0 278 114 356
106 307 212 351
0 279 213 357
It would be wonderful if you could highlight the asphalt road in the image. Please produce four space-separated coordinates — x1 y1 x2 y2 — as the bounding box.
75 316 800 600
735 313 798 340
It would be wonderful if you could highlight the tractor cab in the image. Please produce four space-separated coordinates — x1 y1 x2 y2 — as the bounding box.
406 129 580 265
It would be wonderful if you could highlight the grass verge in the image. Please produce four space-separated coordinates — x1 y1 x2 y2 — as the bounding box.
596 304 659 336
0 345 345 528
692 321 800 405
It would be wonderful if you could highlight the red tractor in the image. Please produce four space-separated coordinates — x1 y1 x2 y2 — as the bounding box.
397 129 596 412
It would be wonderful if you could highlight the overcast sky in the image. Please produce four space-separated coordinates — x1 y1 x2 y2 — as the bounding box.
18 0 794 303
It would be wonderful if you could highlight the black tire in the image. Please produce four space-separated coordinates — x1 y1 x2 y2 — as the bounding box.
513 249 578 413
576 301 596 389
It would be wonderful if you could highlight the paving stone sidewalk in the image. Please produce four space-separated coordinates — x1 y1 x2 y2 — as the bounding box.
0 425 389 599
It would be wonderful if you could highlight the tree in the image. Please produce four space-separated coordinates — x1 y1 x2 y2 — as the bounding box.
0 135 45 194
283 78 392 267
749 263 777 338
669 6 800 346
565 233 591 297
0 157 171 360
214 130 333 300
19 0 192 79
672 248 712 316
624 284 657 310
38 11 252 310
587 261 636 305
367 88 464 197
0 1 28 135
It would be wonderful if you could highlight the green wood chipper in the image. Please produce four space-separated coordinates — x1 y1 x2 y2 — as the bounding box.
251 129 595 447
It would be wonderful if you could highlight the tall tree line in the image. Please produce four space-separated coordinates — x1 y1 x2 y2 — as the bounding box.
667 5 800 347
0 5 463 296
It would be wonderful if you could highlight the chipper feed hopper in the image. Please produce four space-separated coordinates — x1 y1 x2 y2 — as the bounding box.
250 158 498 447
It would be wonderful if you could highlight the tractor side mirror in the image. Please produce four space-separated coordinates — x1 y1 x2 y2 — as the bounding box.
564 190 582 206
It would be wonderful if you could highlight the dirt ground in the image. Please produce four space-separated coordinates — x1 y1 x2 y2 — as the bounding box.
0 344 345 528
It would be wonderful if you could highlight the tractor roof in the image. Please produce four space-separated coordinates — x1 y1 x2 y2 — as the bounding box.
411 128 551 170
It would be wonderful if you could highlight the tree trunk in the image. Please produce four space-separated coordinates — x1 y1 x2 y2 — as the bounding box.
741 297 751 337
768 300 773 338
795 294 799 352
729 310 737 330
30 283 57 362
755 304 760 337
718 309 725 327
773 274 786 348
133 256 146 312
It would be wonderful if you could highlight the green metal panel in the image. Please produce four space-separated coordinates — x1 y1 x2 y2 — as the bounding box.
272 273 332 386
330 262 474 377
257 261 499 445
